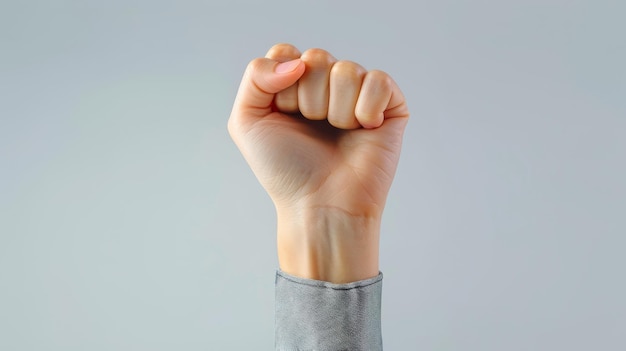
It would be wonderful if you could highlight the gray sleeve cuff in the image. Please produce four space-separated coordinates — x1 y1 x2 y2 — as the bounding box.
275 270 383 351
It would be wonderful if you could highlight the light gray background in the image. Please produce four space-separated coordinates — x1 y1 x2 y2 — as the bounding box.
1 0 624 350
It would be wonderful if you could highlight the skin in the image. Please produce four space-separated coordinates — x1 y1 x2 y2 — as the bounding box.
228 43 409 283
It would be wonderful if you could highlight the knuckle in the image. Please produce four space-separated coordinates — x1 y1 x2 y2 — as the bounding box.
331 60 366 77
301 48 336 66
266 43 301 59
368 69 392 85
246 57 266 72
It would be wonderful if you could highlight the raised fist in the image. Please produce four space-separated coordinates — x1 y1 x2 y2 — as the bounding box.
228 43 409 283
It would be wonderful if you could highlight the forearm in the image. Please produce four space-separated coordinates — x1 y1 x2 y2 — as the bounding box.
276 206 381 284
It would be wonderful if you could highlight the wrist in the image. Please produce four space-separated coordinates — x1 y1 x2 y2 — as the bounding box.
276 206 381 284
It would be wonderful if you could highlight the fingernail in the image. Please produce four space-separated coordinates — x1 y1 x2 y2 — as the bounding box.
275 59 301 74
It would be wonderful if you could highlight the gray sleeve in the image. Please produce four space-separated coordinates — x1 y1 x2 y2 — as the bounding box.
275 270 383 351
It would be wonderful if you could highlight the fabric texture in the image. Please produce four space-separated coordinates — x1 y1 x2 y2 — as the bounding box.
275 270 383 351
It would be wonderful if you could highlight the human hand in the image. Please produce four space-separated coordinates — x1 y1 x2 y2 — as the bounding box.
228 43 409 283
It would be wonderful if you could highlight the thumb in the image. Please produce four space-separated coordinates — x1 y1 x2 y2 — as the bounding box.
231 57 305 118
